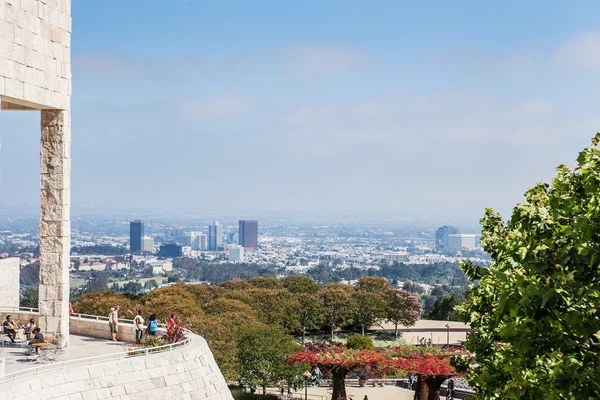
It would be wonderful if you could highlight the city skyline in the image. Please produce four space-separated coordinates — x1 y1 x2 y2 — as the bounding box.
1 1 599 220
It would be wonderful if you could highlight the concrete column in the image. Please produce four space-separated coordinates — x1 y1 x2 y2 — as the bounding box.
39 109 71 347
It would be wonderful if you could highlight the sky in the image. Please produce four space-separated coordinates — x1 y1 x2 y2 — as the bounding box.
2 0 600 221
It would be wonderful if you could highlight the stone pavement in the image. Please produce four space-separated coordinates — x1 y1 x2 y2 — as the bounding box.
1 334 127 375
276 384 414 400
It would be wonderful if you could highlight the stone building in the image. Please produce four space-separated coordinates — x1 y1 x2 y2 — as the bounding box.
1 0 72 347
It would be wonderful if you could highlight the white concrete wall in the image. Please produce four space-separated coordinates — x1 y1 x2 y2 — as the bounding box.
0 258 19 309
0 0 71 110
0 332 233 400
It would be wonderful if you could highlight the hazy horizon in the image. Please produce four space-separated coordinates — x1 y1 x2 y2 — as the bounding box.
1 1 599 220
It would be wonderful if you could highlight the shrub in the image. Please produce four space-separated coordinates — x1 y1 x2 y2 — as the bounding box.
231 390 279 400
346 334 374 350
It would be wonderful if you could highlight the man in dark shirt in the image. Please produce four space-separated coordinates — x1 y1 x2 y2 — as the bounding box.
29 327 44 345
2 315 17 343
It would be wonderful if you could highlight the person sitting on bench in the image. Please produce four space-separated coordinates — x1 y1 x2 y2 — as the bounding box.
2 315 17 343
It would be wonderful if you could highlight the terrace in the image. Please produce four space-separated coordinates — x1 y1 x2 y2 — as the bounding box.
0 308 230 400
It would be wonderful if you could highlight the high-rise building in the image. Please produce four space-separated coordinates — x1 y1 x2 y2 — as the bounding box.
130 220 144 254
208 221 223 251
142 236 155 253
190 232 207 251
446 234 477 252
239 220 258 250
435 225 460 253
228 245 244 262
158 243 183 258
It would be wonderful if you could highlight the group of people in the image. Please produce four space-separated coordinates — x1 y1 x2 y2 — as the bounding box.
109 306 175 345
2 315 45 348
3 315 39 343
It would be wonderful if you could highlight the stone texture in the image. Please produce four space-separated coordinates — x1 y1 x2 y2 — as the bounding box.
39 108 70 347
0 330 233 400
0 0 71 110
0 258 19 308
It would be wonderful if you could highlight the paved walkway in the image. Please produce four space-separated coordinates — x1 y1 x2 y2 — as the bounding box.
1 334 130 375
271 385 414 400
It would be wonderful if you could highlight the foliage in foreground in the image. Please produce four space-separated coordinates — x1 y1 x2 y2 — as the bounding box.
459 135 600 399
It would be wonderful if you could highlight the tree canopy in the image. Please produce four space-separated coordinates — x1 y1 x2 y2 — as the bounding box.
459 135 600 399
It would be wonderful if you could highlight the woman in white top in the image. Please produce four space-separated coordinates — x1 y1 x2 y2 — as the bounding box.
133 310 144 344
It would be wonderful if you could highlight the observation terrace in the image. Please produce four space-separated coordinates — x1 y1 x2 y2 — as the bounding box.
0 307 232 400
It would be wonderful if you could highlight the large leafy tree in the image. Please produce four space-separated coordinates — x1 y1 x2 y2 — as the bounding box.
352 290 388 335
459 135 600 399
287 293 324 342
290 343 390 400
319 285 356 341
237 324 301 394
386 289 422 338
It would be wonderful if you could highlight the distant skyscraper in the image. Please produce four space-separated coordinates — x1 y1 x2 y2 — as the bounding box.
190 232 207 251
158 243 183 258
142 236 155 253
435 226 460 253
130 220 144 254
239 220 258 250
228 245 244 262
208 221 223 251
446 234 477 252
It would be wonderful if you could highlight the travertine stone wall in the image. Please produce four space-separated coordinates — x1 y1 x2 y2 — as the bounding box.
0 0 71 110
0 333 234 400
0 0 72 346
0 258 19 309
39 109 70 346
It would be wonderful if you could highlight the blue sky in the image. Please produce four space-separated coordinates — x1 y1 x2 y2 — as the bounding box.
2 1 600 220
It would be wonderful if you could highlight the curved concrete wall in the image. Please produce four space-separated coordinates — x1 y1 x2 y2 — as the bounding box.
0 332 233 400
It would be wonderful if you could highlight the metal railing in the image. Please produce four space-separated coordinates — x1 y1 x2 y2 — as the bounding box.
0 314 193 384
0 307 40 314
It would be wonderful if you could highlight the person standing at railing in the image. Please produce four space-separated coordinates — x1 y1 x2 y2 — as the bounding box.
134 310 144 345
167 314 176 331
146 313 158 337
109 306 120 342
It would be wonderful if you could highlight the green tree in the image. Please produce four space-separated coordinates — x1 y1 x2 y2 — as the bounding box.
237 324 301 395
144 279 159 290
85 272 109 292
346 334 374 350
20 286 39 309
386 288 422 338
352 290 387 335
319 286 356 341
282 276 320 294
424 294 463 321
458 135 600 399
248 277 282 289
287 293 323 343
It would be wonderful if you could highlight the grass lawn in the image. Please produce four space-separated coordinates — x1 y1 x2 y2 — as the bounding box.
301 332 407 347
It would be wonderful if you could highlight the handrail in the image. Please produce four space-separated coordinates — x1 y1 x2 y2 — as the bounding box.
0 314 193 384
0 307 39 313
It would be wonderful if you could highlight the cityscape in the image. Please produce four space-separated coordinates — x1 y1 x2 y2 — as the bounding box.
0 1 598 400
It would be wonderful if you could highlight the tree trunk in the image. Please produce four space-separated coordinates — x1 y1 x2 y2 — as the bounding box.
413 375 428 400
424 376 446 400
331 326 334 342
362 325 365 335
395 322 398 339
262 385 266 395
302 327 306 344
331 370 348 400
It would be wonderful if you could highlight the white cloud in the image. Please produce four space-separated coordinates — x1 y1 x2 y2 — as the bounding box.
278 93 580 159
179 94 256 120
553 31 600 70
284 44 366 77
